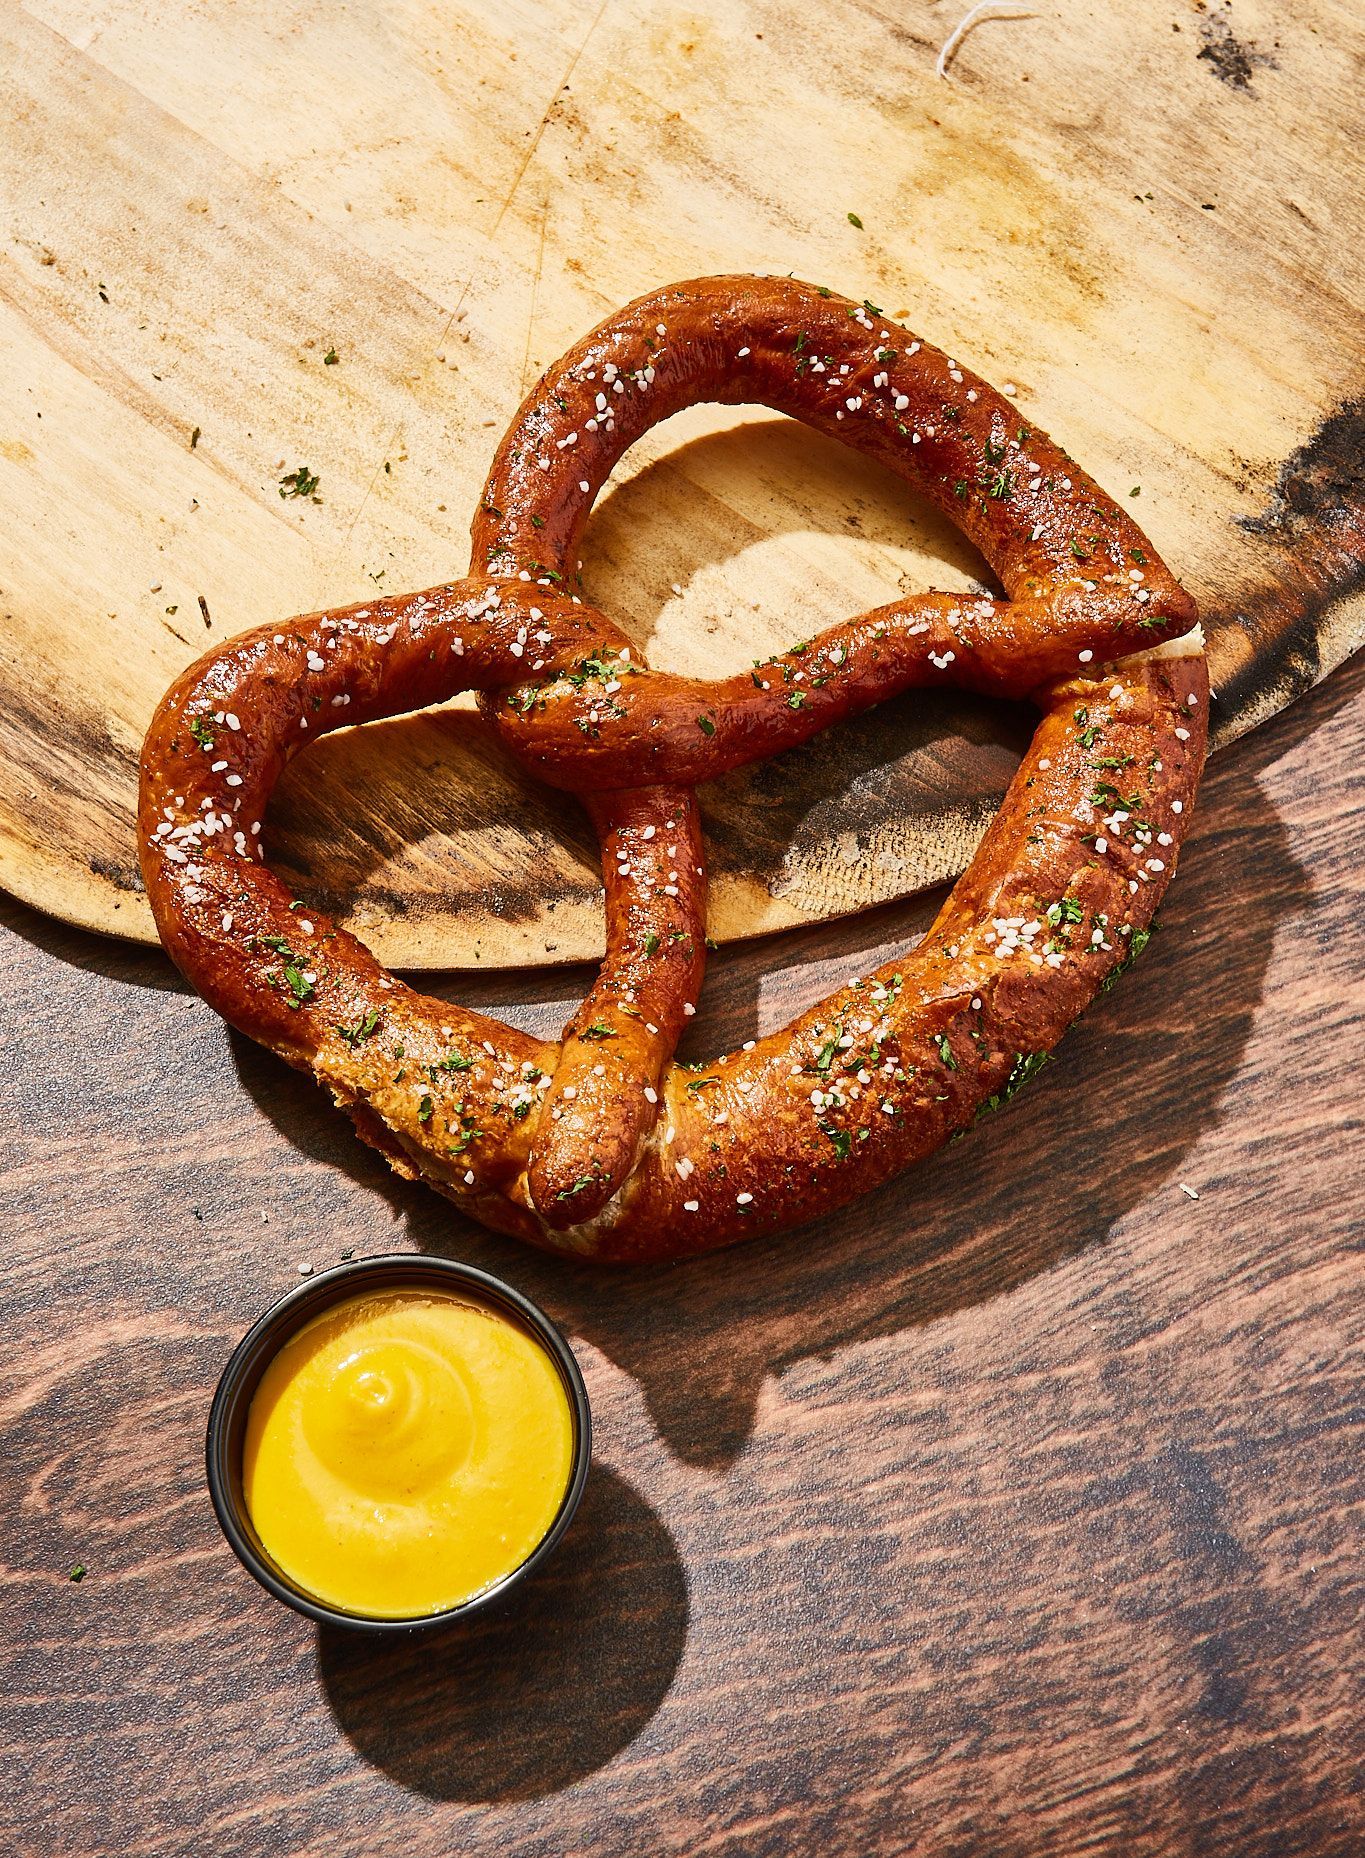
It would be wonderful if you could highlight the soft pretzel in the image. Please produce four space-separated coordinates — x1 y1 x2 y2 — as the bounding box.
139 275 1207 1262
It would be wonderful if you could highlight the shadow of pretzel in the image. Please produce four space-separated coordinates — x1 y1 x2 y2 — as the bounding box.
219 642 1335 1472
1 531 1348 1816
2 372 1358 1826
5 410 1342 1477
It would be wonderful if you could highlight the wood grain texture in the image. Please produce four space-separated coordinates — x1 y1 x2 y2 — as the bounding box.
1 0 1363 967
2 632 1362 1856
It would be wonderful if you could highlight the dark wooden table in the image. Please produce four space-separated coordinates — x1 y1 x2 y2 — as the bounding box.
3 651 1363 1858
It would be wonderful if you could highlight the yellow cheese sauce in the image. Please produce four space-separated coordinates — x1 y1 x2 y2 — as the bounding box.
243 1288 575 1618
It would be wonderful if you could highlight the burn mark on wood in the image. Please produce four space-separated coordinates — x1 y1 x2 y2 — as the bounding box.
1240 399 1365 554
1212 398 1365 733
1196 5 1278 90
87 851 144 895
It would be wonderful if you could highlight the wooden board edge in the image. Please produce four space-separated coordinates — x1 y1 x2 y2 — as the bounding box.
5 599 1361 971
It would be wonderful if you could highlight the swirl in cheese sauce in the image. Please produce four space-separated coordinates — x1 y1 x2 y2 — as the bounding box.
244 1288 574 1618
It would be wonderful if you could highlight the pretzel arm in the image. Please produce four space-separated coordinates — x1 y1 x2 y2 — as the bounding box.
488 588 1188 789
138 583 706 1222
474 273 1194 627
525 786 705 1225
474 273 1193 791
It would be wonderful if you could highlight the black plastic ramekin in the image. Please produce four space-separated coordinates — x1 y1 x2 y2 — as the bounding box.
205 1254 592 1633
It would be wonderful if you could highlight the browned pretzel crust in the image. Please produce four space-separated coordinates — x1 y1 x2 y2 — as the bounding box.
138 275 1208 1262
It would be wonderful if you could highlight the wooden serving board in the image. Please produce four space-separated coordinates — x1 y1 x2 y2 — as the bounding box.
1 0 1362 970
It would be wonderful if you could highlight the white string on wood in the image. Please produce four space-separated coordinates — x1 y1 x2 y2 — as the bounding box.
935 1 1034 79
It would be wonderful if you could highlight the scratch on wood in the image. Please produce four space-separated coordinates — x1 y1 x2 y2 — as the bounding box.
487 0 616 241
340 0 614 554
520 198 551 397
339 286 474 551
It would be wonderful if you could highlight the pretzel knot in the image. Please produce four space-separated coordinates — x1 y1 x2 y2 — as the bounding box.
139 276 1208 1263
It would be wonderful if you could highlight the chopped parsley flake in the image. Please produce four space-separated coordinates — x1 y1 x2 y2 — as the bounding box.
447 1117 485 1154
279 465 321 502
337 1007 381 1048
977 1050 1051 1117
1102 925 1154 992
820 1123 852 1160
283 962 314 1005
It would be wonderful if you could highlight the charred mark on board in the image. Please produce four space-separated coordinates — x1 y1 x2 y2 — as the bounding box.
1196 5 1278 91
1239 400 1365 555
1214 398 1365 727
